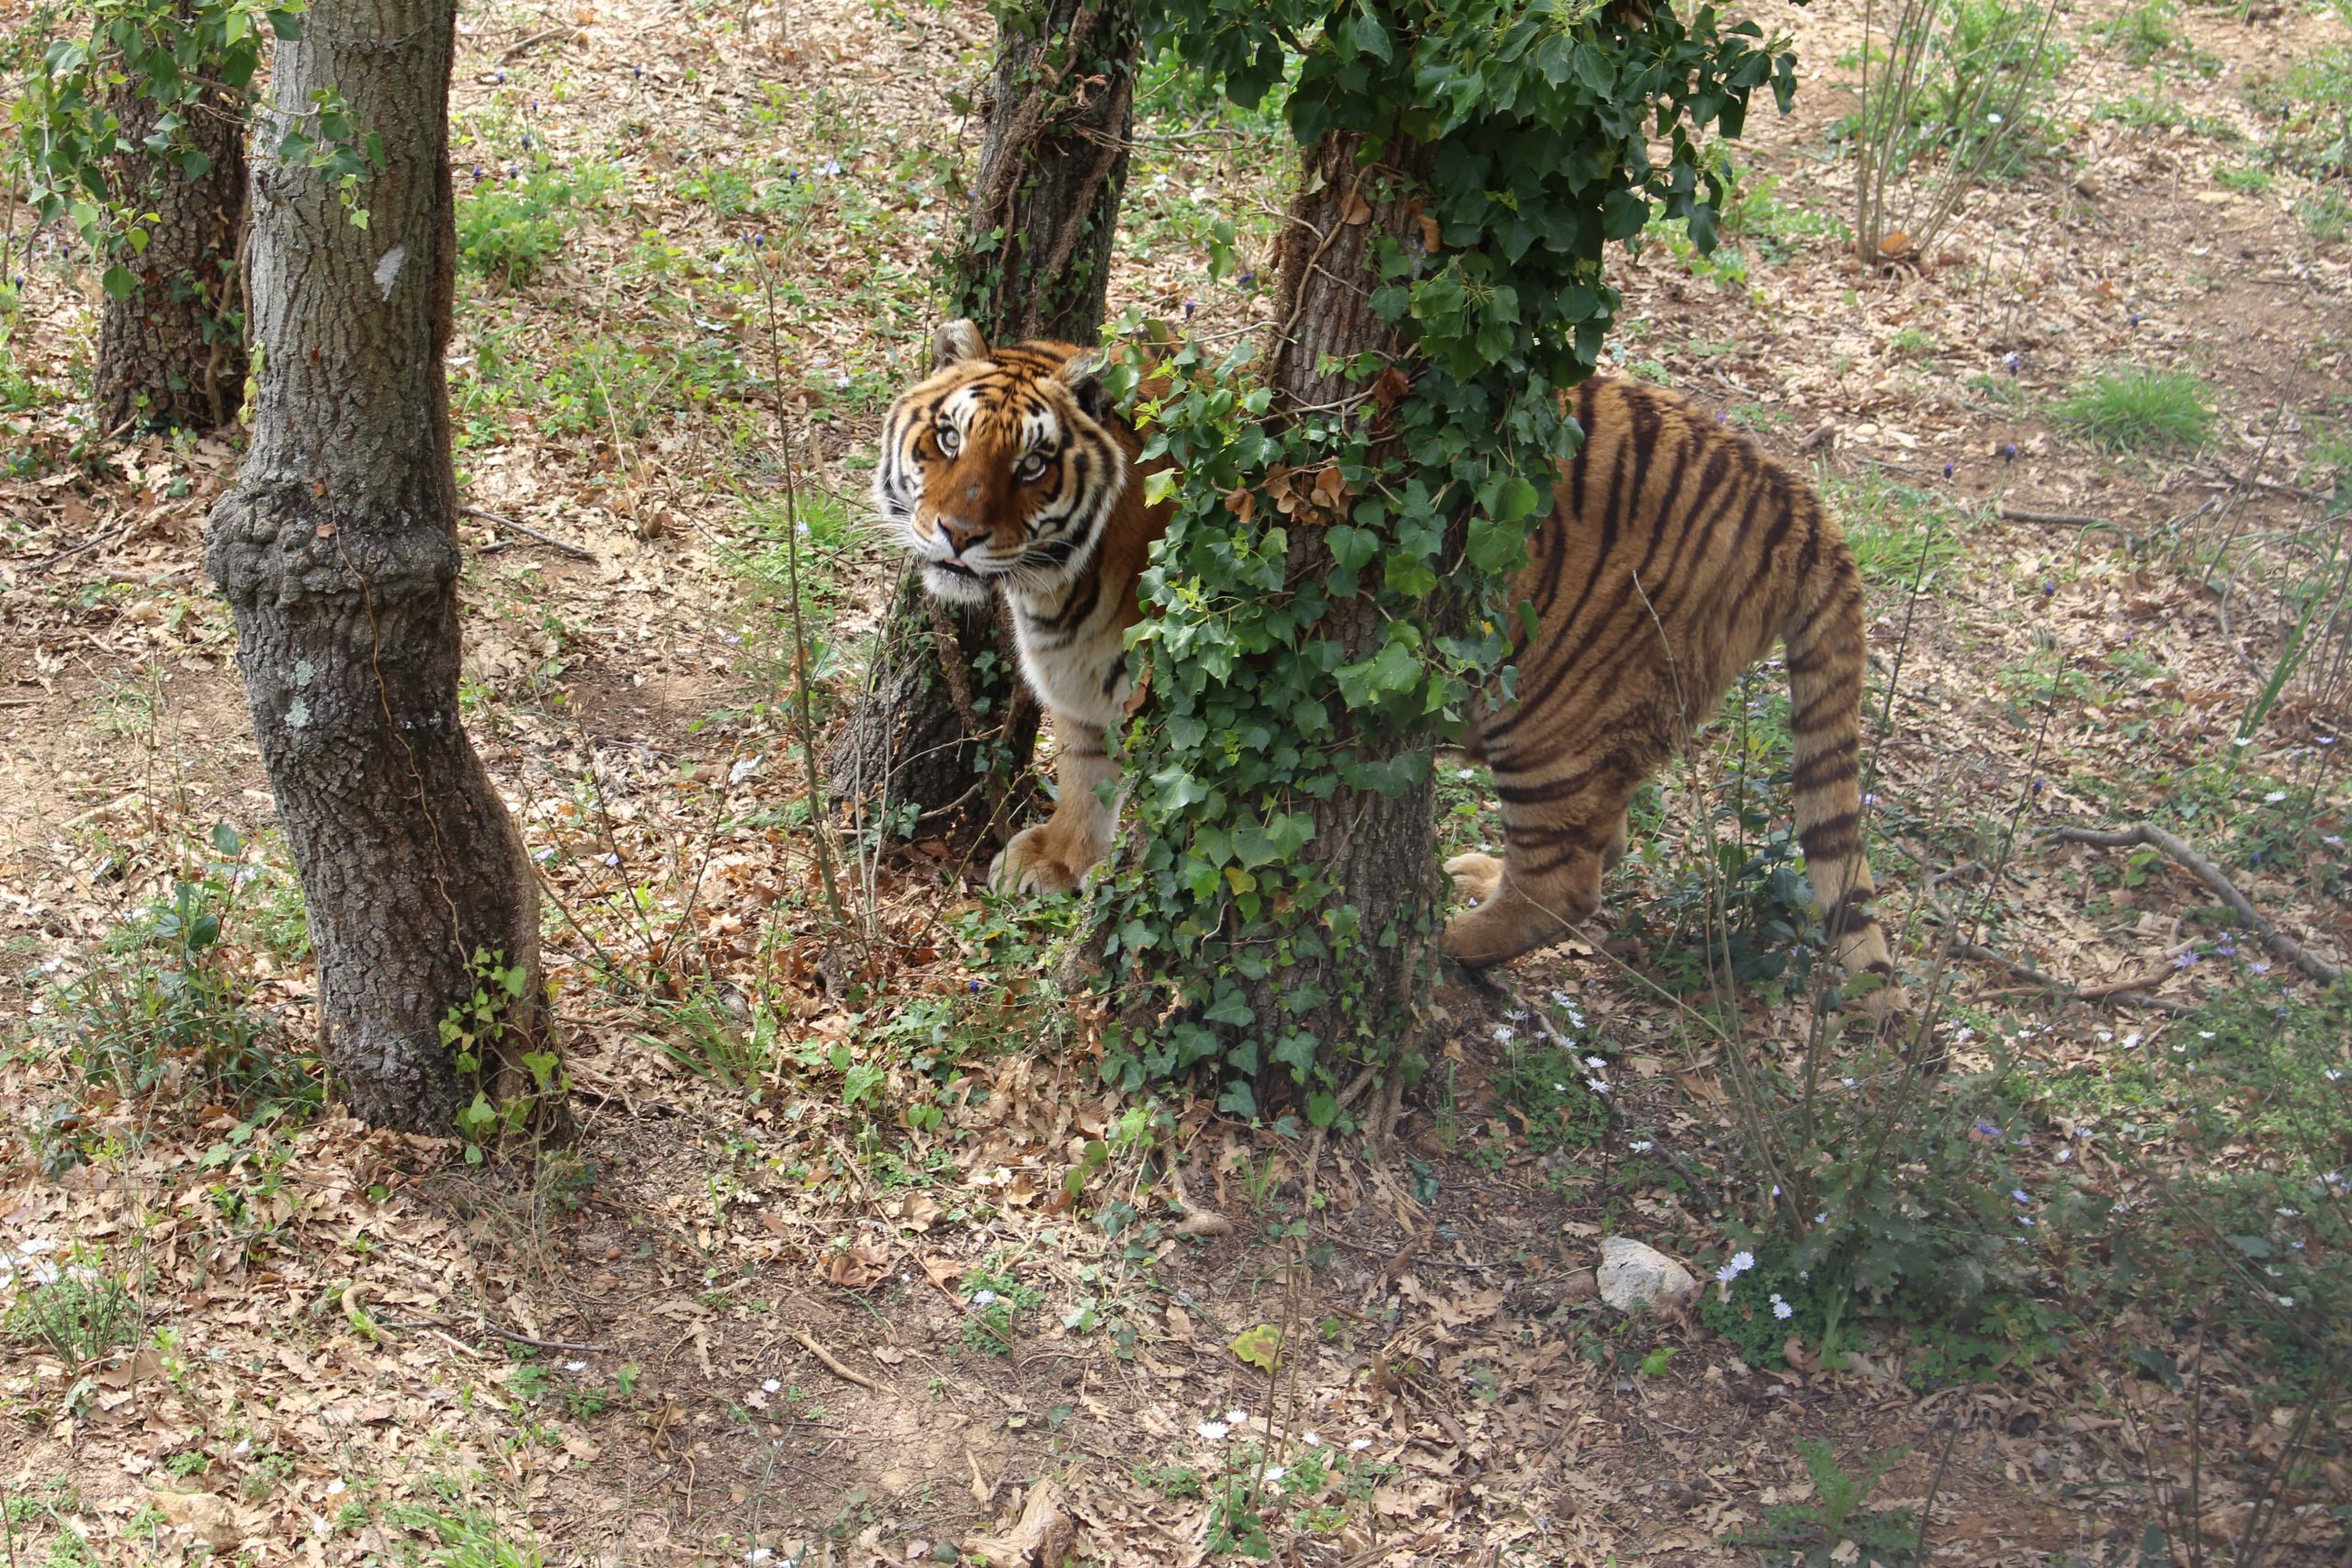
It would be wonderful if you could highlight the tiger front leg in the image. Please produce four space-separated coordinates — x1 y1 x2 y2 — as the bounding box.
990 714 1119 896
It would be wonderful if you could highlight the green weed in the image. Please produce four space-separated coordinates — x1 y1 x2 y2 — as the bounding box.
2053 367 2216 452
1724 1438 1919 1565
2088 0 2177 67
2302 191 2352 244
384 1506 546 1568
1821 469 1971 592
455 160 622 284
8 1255 140 1365
2212 163 2274 195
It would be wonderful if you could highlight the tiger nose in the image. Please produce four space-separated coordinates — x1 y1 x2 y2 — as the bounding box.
938 517 985 557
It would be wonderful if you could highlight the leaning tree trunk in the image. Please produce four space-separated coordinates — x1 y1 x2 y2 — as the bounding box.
828 0 1136 823
206 0 542 1134
95 6 248 433
1254 130 1449 1081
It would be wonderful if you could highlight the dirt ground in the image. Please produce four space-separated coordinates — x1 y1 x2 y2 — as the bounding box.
2 0 2348 1562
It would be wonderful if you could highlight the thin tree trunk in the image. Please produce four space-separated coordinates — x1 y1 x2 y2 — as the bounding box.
206 0 542 1134
828 0 1136 824
95 6 248 433
1252 130 1448 1079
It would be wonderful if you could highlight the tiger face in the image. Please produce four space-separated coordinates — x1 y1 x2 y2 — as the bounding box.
872 320 1127 606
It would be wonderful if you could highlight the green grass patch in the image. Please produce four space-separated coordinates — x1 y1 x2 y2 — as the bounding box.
1820 468 1972 591
2052 366 2216 452
455 159 623 284
2211 162 2273 194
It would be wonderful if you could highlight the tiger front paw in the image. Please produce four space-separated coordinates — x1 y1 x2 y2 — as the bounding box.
989 826 1089 897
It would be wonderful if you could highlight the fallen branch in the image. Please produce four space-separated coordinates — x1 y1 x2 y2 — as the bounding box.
2046 822 2341 987
497 26 571 62
789 1325 885 1392
1945 939 2189 1014
461 506 598 562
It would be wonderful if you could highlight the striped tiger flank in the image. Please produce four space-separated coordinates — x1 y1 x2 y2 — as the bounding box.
876 334 1900 1008
1442 377 1901 1008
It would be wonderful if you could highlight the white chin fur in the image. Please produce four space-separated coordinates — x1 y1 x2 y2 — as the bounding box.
922 563 992 604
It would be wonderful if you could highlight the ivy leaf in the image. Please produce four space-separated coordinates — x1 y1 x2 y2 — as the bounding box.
1230 1324 1283 1372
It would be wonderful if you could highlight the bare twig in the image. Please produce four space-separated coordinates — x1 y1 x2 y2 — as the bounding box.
789 1325 885 1392
2046 822 2341 986
462 506 598 562
498 26 571 62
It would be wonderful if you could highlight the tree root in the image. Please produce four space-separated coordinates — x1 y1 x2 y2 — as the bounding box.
2046 822 2341 987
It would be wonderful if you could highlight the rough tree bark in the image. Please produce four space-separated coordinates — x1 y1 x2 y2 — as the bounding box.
828 0 1137 825
95 4 248 432
1253 130 1450 1074
206 0 542 1133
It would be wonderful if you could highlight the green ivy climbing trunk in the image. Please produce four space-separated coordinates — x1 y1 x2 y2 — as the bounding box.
94 1 248 432
827 0 1137 826
1250 130 1449 1088
205 0 544 1134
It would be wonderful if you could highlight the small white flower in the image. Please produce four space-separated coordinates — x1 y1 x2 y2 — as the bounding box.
325 1480 346 1496
2278 1295 2295 1308
1197 1420 1230 1441
1493 1025 1515 1043
1262 1465 1286 1483
1458 768 1476 780
565 1359 586 1372
1841 1076 1857 1089
2278 1207 2301 1218
1349 1437 1373 1451
762 1378 781 1393
1584 1055 1607 1071
1585 1077 1610 1095
2233 737 2255 749
1301 1432 1322 1447
1629 1140 1654 1154
1226 1408 1248 1425
1986 111 2004 124
971 1290 998 1307
2265 791 2288 804
748 1551 775 1566
1772 1299 1793 1320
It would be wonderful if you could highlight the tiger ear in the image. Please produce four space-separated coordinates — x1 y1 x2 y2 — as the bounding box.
1059 348 1111 423
932 319 989 370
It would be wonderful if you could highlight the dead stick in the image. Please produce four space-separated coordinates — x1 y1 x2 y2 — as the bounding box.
2046 822 2342 987
497 26 571 62
461 506 598 562
1945 940 2188 1013
789 1325 883 1392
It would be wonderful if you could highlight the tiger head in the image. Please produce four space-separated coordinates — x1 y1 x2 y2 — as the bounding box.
873 320 1128 606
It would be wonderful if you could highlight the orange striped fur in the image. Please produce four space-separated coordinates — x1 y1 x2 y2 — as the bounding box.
876 324 1899 1003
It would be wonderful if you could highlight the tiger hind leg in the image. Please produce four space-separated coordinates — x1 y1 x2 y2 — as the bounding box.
1442 788 1634 969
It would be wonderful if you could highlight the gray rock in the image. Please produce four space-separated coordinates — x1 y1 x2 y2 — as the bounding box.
1598 1235 1701 1314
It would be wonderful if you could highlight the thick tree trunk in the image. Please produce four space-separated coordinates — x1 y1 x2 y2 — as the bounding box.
95 7 247 433
1254 130 1448 1077
206 0 542 1134
828 0 1136 824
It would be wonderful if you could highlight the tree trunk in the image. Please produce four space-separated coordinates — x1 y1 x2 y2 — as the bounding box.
1254 130 1448 1081
95 6 247 433
206 0 542 1134
828 0 1136 824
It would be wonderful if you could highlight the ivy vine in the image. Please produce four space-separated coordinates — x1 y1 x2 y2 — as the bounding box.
1091 0 1798 1111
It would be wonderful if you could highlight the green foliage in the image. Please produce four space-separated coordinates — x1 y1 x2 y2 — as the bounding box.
5 1 366 275
2087 0 2178 67
2248 42 2352 180
2053 366 2217 452
1724 1438 1918 1566
440 948 560 1160
455 160 618 283
43 826 315 1115
8 1253 140 1365
959 1258 1044 1356
1820 468 1970 591
2211 162 2273 195
383 1506 546 1568
1095 0 1795 1098
1491 1043 1614 1153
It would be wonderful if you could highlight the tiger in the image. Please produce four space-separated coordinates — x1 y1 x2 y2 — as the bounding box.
871 319 1901 1004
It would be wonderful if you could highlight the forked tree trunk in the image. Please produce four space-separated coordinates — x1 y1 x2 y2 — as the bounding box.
206 0 541 1133
1252 130 1449 1078
95 6 248 432
828 0 1136 823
